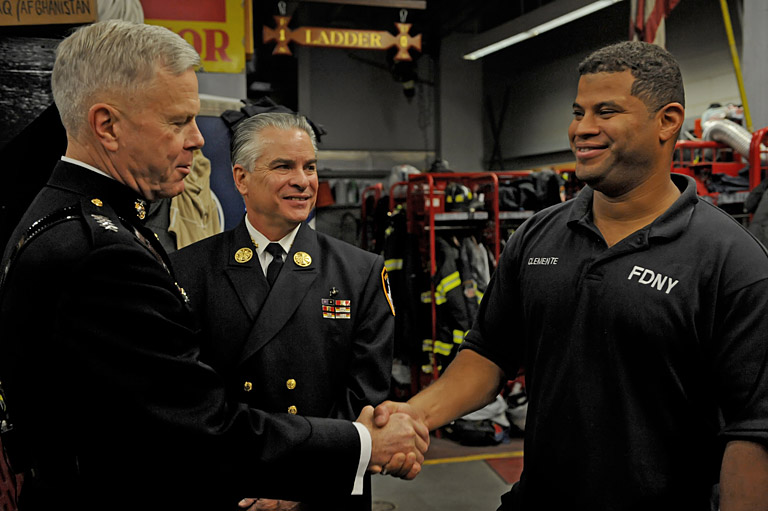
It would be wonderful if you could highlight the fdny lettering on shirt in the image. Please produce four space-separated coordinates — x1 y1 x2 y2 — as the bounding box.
528 257 558 265
627 265 679 294
322 298 351 319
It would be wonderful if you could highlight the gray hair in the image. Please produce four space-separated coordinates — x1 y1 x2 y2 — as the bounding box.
231 113 318 171
578 40 685 113
52 19 201 137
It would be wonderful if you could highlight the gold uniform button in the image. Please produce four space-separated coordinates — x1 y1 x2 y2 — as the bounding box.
286 379 296 390
243 381 253 392
288 405 298 415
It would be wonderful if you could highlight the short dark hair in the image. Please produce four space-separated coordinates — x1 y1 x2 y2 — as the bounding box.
578 41 685 113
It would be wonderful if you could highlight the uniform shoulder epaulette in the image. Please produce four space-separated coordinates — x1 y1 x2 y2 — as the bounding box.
79 197 127 245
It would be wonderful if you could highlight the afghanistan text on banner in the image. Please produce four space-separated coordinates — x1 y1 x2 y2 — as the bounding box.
140 0 246 74
0 0 96 26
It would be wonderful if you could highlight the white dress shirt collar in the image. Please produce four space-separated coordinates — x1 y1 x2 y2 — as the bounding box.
244 216 301 275
61 156 115 181
244 216 300 256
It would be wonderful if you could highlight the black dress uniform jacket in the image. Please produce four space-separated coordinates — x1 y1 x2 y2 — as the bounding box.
171 219 395 509
0 161 363 511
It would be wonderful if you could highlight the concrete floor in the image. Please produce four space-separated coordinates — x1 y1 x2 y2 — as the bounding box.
371 436 523 511
372 460 510 511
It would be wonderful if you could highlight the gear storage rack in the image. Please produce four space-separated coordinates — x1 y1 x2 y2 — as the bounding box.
671 127 768 219
406 172 538 385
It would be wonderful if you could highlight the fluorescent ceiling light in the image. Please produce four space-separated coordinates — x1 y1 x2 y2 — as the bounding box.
464 0 624 60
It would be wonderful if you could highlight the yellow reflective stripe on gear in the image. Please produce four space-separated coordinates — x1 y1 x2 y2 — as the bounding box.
452 329 465 345
476 289 484 302
436 271 461 295
421 291 448 305
437 272 460 292
384 258 403 271
433 341 453 356
422 339 453 356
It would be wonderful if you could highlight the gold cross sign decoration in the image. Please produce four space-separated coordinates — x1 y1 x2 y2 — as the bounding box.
263 16 422 61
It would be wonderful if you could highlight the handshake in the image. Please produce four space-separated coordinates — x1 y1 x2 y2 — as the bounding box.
357 401 430 480
237 401 431 510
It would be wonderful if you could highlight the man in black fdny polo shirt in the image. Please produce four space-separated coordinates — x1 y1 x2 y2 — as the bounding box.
376 41 768 510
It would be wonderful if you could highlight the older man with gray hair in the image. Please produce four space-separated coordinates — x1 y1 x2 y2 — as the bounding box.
0 19 427 511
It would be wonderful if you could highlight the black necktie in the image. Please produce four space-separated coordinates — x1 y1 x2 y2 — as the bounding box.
265 243 285 287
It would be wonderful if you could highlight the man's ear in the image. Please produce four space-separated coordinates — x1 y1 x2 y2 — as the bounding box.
658 102 685 144
233 164 249 196
89 103 119 152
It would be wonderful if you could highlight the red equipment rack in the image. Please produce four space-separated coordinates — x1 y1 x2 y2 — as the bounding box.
406 173 500 382
388 181 408 211
671 127 768 211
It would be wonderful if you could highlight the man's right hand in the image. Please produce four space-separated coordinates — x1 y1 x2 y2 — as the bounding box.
356 405 429 480
373 400 428 430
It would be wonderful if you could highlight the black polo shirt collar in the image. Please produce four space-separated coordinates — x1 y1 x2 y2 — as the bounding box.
566 173 699 244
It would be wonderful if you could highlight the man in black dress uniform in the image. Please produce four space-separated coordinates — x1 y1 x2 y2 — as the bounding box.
171 113 396 510
0 19 427 511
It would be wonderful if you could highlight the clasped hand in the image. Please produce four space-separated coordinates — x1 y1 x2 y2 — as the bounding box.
357 402 430 480
238 402 429 509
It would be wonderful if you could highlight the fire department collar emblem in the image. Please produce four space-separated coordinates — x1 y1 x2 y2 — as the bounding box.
294 251 312 267
234 247 253 263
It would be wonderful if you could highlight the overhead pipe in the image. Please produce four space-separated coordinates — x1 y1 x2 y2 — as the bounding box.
702 118 767 163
